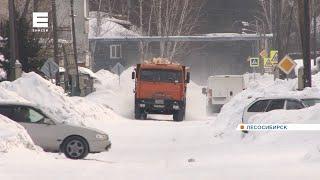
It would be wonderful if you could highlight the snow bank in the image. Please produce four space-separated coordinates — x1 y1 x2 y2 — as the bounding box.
0 72 119 128
215 73 320 160
86 67 135 118
0 114 36 153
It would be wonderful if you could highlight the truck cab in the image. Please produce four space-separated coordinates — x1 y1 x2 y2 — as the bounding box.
132 62 190 121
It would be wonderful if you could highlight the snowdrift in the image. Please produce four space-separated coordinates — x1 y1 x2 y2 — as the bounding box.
215 73 320 161
0 114 36 153
0 72 119 128
216 73 320 131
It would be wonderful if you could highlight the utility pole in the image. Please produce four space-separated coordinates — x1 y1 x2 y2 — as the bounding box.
274 0 285 79
70 0 81 96
8 0 17 81
313 0 317 66
298 0 312 88
51 0 60 85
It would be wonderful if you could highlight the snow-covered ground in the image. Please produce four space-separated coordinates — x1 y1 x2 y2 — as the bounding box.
0 68 320 179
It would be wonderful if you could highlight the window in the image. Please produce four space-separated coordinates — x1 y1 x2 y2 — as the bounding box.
266 99 285 112
140 69 182 83
11 106 45 123
248 100 270 112
110 45 122 59
286 99 304 110
301 99 320 107
0 106 13 117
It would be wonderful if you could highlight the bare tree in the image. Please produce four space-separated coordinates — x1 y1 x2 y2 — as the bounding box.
135 0 205 61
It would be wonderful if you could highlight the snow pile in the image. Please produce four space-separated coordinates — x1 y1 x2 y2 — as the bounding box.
216 73 320 131
0 72 119 127
88 11 139 38
215 73 320 161
0 114 37 153
86 67 135 118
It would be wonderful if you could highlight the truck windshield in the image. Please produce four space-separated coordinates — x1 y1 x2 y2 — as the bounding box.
140 69 182 83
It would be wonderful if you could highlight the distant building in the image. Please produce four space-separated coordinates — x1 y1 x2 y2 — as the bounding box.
88 11 140 71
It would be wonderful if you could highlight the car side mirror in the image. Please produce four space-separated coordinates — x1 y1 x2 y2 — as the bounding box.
132 72 135 79
185 72 190 83
202 87 207 95
43 118 55 125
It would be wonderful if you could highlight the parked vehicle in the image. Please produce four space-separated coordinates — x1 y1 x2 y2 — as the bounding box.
203 75 245 113
242 97 320 123
132 59 190 122
0 102 111 159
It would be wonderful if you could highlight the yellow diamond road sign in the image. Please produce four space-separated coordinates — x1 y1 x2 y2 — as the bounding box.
259 49 268 58
278 55 296 75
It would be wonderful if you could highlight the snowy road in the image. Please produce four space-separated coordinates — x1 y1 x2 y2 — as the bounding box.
1 115 320 180
1 71 320 179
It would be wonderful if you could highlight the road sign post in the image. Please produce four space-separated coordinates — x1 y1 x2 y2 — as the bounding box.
111 62 125 86
41 59 59 83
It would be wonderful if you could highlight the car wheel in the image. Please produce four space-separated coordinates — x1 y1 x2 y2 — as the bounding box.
62 136 89 159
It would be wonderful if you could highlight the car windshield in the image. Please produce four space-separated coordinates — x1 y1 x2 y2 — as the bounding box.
301 98 320 107
140 69 182 83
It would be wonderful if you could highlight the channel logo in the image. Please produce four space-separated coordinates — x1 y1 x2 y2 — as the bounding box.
32 12 49 32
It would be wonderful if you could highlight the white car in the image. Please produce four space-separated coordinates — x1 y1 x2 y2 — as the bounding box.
0 102 111 159
242 97 320 123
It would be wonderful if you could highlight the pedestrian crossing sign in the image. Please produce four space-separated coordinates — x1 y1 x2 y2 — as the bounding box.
250 57 259 67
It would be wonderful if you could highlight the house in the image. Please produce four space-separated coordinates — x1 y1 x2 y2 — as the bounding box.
88 11 140 72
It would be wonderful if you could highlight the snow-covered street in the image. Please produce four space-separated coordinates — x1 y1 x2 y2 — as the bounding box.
1 68 320 179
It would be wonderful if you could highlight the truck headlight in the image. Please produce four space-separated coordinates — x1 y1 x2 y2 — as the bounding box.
139 104 146 108
96 134 107 139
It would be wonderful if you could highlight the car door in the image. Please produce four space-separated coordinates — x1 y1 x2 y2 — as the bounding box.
243 99 270 123
10 106 62 151
265 99 285 112
285 99 305 110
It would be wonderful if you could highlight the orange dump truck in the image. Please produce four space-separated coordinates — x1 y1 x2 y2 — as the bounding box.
131 59 190 121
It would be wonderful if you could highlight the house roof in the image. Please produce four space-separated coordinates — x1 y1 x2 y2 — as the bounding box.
88 11 139 38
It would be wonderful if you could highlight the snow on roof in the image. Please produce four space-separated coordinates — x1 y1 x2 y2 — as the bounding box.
88 11 139 38
78 67 98 79
203 33 244 37
59 67 65 73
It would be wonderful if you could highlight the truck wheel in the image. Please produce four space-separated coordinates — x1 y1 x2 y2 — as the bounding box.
173 110 184 122
135 109 147 120
135 111 141 119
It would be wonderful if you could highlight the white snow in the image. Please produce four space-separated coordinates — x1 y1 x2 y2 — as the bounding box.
0 72 119 127
0 67 320 179
78 66 98 79
0 54 6 80
0 114 37 152
294 58 319 75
